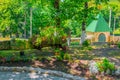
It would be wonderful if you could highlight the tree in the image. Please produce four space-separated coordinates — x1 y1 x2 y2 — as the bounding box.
80 1 88 44
80 0 110 44
0 0 119 40
54 0 60 27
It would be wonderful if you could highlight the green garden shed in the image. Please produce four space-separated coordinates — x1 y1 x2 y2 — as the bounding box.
86 13 112 42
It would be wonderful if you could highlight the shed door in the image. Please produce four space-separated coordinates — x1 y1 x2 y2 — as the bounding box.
98 33 106 42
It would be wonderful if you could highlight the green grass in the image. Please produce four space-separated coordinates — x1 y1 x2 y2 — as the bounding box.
0 49 36 62
0 49 55 63
70 41 80 45
0 46 120 63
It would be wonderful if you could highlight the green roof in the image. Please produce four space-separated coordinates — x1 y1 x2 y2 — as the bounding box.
86 14 112 32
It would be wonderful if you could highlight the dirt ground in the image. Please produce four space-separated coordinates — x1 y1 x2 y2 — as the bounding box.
90 47 120 66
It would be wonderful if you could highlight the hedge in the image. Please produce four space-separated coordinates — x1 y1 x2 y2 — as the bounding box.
0 39 30 50
0 40 11 50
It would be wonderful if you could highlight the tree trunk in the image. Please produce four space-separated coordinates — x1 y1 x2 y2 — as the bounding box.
109 8 112 28
30 7 32 38
54 0 60 27
24 13 26 38
113 17 116 42
80 2 88 44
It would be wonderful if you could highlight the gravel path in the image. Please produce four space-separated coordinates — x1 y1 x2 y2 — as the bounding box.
0 67 85 80
0 71 69 80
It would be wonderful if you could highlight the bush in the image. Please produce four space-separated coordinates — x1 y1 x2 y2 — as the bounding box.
70 42 79 45
11 38 30 50
96 58 115 74
117 42 120 48
29 27 67 50
64 53 71 60
0 40 11 50
56 51 71 61
0 38 30 50
82 40 90 47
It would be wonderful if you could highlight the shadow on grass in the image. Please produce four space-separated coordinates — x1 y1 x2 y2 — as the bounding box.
68 47 97 60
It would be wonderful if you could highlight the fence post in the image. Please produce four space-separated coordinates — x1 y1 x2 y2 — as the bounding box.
67 38 70 46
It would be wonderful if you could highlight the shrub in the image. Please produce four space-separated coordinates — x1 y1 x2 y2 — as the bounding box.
82 40 90 47
64 53 71 60
29 27 67 50
56 51 71 61
0 39 30 50
54 48 60 55
11 39 30 50
87 46 93 50
96 58 115 74
117 42 120 48
0 40 11 50
70 42 79 45
56 56 63 61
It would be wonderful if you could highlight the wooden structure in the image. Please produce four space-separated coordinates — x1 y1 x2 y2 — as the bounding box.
86 14 111 42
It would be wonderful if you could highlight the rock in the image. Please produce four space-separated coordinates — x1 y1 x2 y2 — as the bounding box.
89 61 99 74
115 67 120 76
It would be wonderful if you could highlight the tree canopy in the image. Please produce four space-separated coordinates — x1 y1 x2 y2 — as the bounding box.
0 0 120 38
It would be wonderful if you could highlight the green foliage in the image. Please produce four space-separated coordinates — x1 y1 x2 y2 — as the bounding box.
39 27 67 44
56 55 63 61
86 46 93 50
0 0 115 38
71 42 80 45
117 42 120 48
0 40 11 50
55 48 60 53
0 38 30 50
0 50 34 63
36 37 42 46
11 39 30 50
56 51 71 61
114 28 120 34
96 58 115 74
30 27 67 49
64 53 71 60
28 35 37 49
82 40 90 47
0 54 31 63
